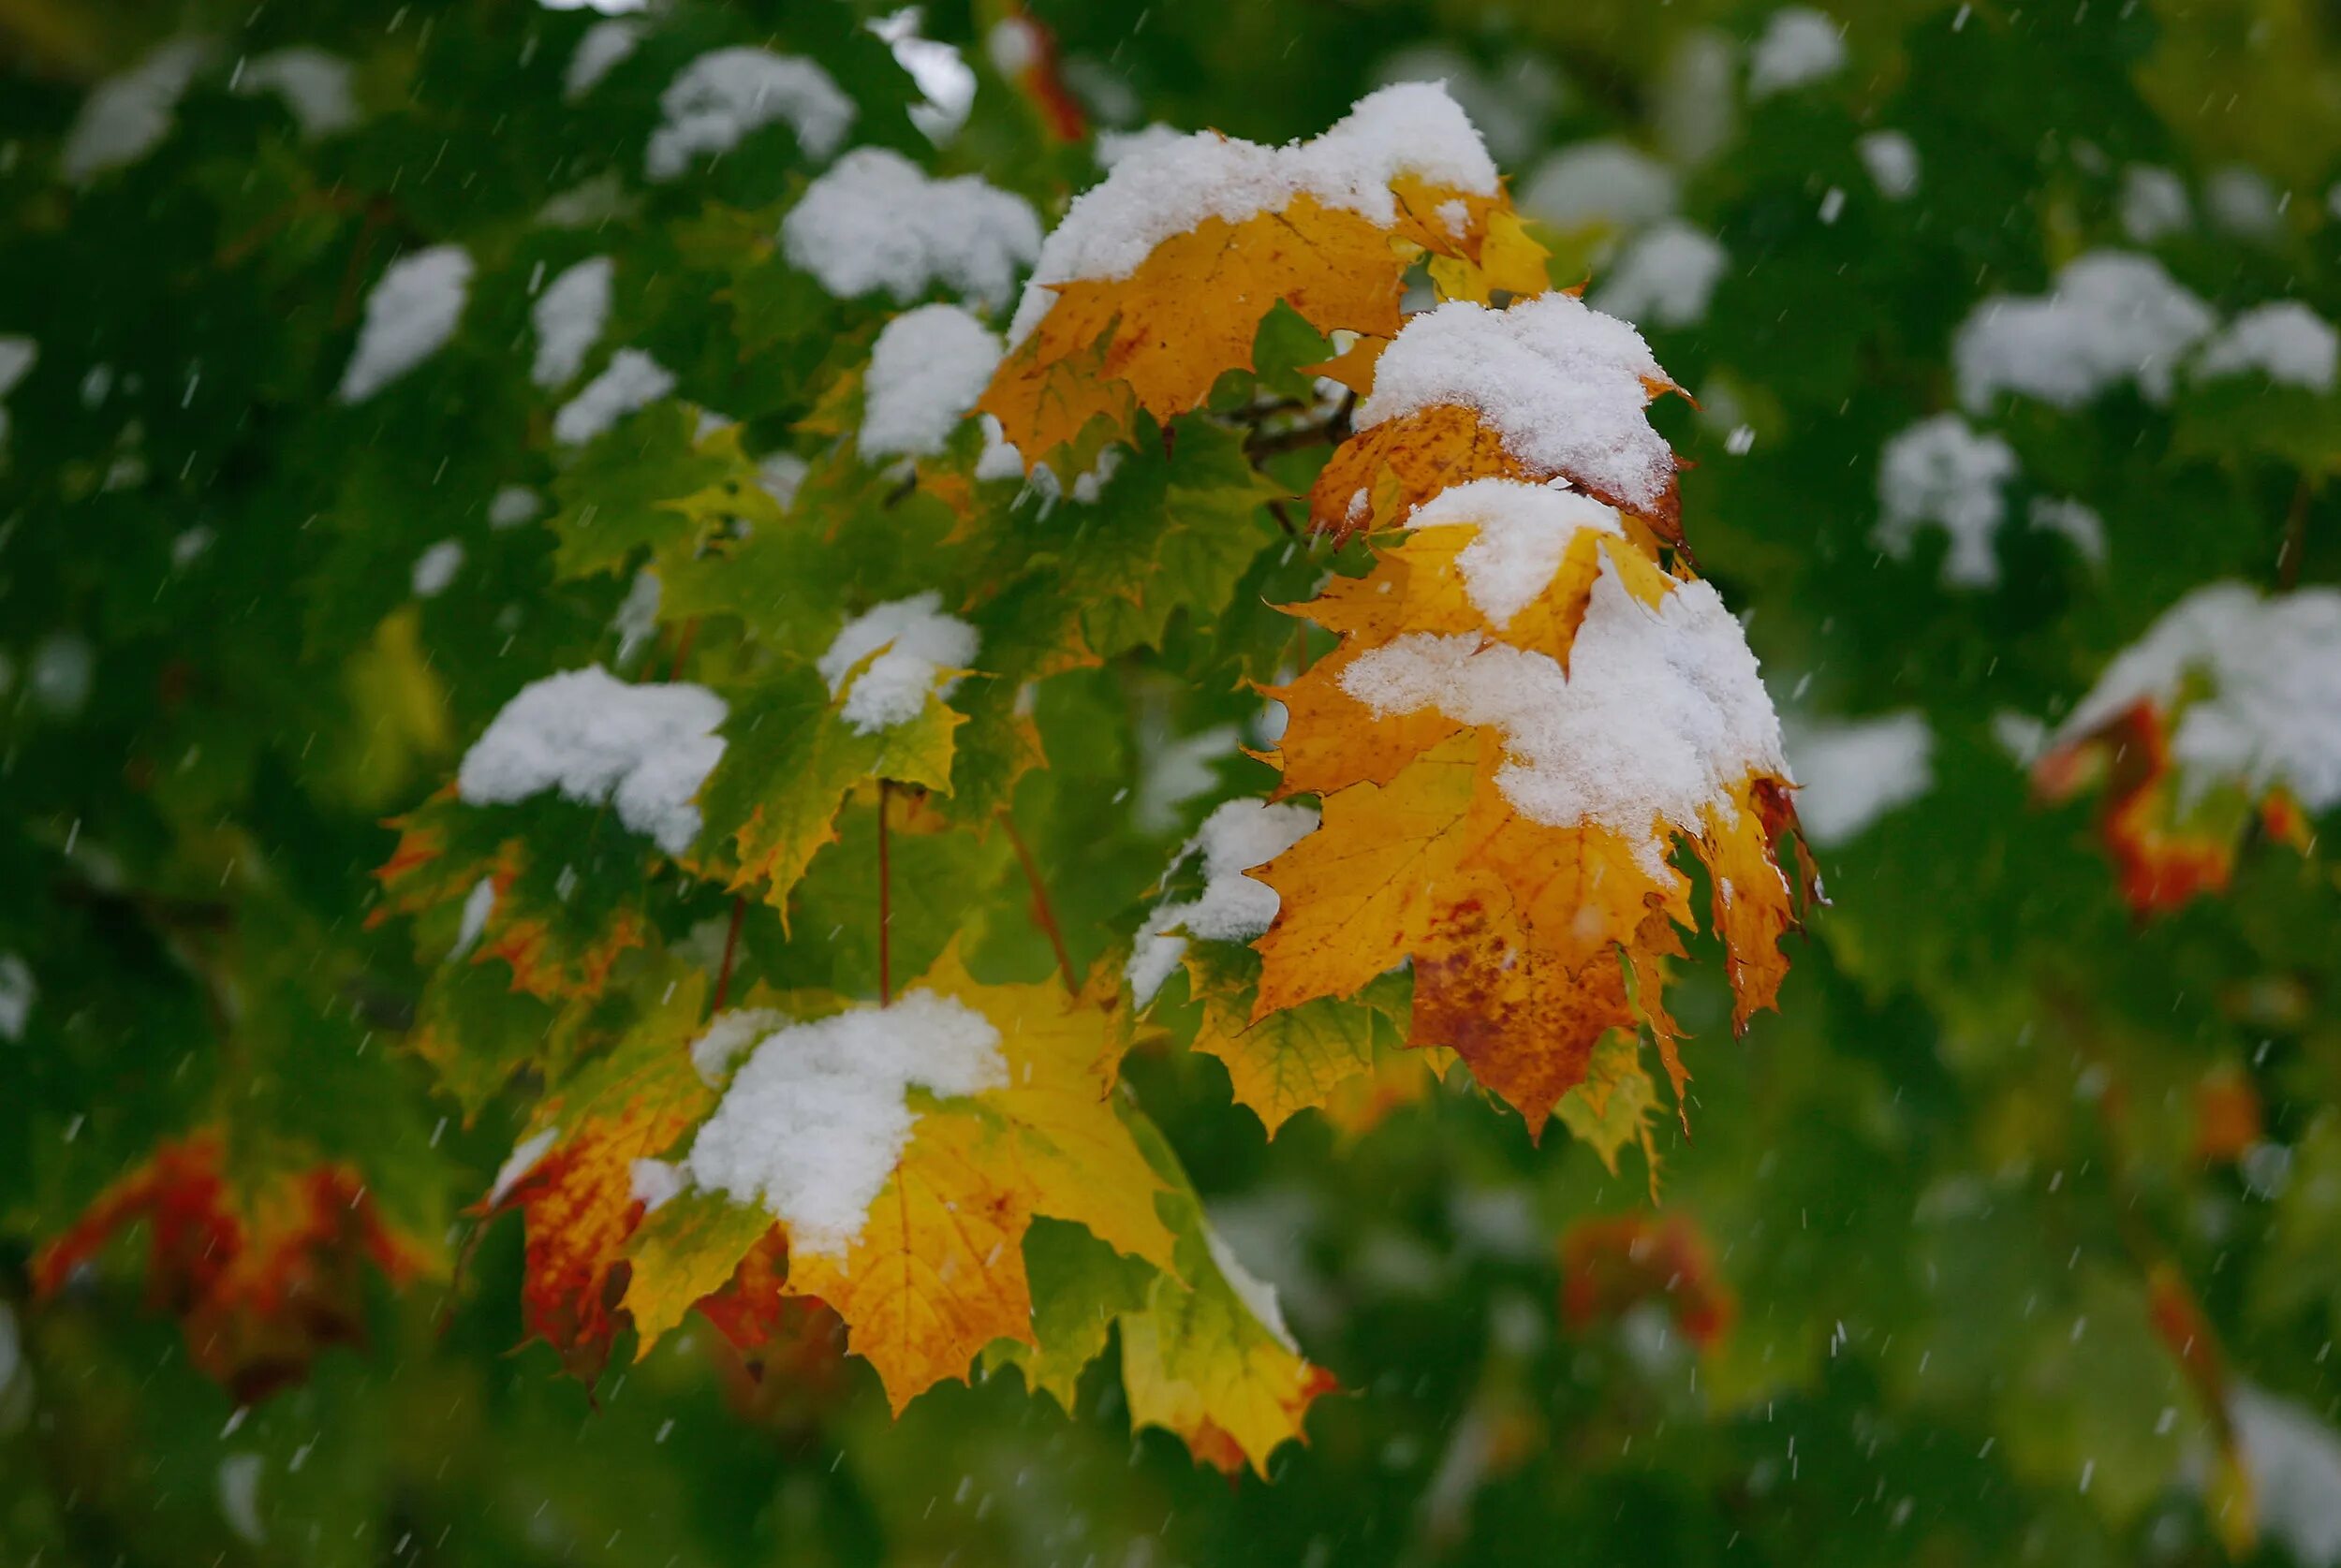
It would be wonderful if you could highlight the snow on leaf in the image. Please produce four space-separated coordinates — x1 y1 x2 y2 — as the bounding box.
457 667 726 857
979 82 1540 475
782 148 1041 313
62 38 213 182
532 256 614 388
1954 251 2215 412
1310 296 1686 544
1257 419 1806 1136
2037 582 2341 911
337 246 474 403
644 49 852 182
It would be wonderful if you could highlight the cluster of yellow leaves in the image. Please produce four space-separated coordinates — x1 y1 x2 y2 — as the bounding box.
483 950 1332 1475
980 173 1546 476
1235 330 1810 1146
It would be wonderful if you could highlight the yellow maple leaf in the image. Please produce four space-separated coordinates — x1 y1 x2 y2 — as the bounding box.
1115 1116 1334 1476
626 954 1175 1414
786 1109 1036 1413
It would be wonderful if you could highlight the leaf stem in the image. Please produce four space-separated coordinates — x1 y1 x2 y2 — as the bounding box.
999 806 1078 997
876 780 894 1006
2279 476 2314 592
711 894 745 1013
665 617 700 683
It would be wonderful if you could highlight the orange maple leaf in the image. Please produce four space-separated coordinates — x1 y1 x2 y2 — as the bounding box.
2032 582 2331 916
1252 474 1808 1136
482 969 713 1382
1306 295 1689 546
2035 701 2251 915
33 1134 427 1403
374 794 646 1003
618 954 1176 1414
979 88 1546 473
1559 1211 1736 1350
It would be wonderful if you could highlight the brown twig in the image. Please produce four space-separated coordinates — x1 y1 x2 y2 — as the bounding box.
876 780 894 1006
711 895 746 1013
998 806 1077 996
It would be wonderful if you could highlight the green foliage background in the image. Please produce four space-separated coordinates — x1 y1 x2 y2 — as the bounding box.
4 0 2341 1563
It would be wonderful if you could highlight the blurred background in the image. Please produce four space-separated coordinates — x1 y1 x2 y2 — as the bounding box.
5 0 2341 1564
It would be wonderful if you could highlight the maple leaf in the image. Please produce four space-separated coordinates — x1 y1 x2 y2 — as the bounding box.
623 1187 786 1351
1305 295 1689 546
547 403 785 582
1552 1033 1665 1196
979 88 1546 474
2035 700 2279 915
1558 1211 1735 1350
1251 475 1810 1136
691 662 964 922
481 964 712 1382
375 788 653 1005
1112 1114 1336 1476
1179 943 1441 1138
2033 581 2334 914
33 1133 428 1404
626 951 1176 1413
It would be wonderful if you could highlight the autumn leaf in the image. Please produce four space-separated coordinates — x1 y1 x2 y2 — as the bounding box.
624 952 1175 1413
374 788 652 1005
784 1107 1035 1411
33 1133 428 1404
622 1186 782 1351
1305 295 1688 545
2035 700 2262 915
979 88 1544 474
1558 1211 1735 1351
692 662 964 922
483 964 712 1382
1252 470 1808 1136
2032 581 2334 914
1552 1033 1665 1195
1181 945 1422 1137
1115 1114 1335 1476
